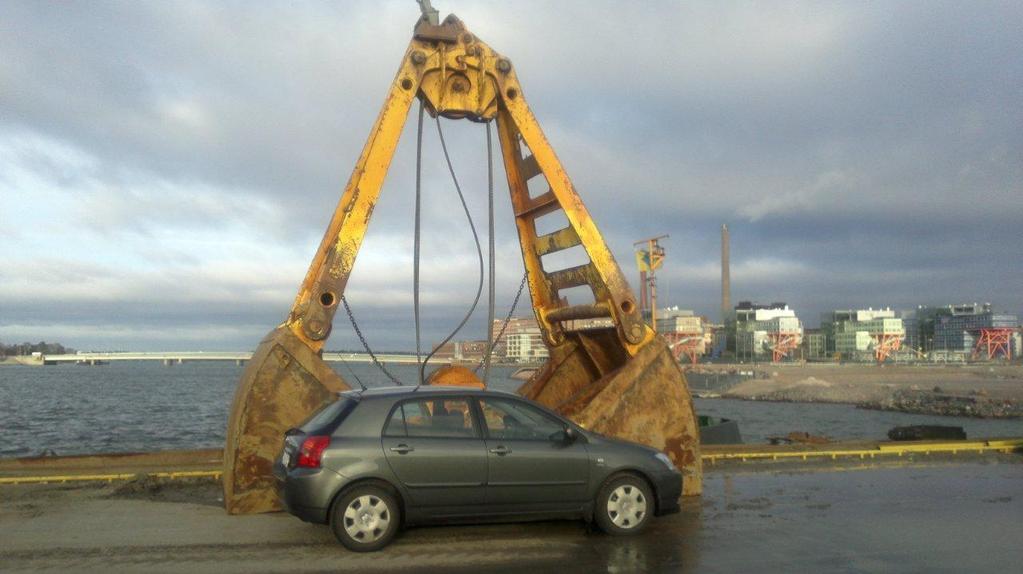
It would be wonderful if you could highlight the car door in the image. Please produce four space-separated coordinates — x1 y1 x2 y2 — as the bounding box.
477 396 590 508
381 396 487 509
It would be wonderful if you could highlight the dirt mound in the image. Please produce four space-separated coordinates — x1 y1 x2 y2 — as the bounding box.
110 474 222 506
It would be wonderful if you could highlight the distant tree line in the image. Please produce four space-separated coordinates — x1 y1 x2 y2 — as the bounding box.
0 341 76 357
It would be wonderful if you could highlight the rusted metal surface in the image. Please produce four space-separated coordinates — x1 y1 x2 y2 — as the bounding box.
545 304 613 322
224 12 702 514
223 327 348 514
425 364 485 388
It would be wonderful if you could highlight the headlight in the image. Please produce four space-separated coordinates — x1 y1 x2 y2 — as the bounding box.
654 452 676 470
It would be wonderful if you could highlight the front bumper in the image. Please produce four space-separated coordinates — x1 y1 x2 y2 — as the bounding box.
651 468 683 516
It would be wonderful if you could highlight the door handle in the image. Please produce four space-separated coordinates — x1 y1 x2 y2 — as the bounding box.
489 446 512 456
389 444 414 454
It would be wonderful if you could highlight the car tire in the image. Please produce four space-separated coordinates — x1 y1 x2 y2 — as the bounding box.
329 484 401 552
594 473 654 535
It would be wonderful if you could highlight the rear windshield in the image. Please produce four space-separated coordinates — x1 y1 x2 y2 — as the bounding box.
299 397 356 433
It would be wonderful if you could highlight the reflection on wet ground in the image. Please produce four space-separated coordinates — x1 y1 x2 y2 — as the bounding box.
418 459 1022 573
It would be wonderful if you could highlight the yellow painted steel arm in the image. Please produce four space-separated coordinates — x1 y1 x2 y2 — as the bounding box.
286 47 424 348
287 15 505 348
494 101 649 351
289 12 645 352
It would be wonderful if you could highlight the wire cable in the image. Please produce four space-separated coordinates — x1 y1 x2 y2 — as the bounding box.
413 101 425 379
418 117 486 386
482 122 496 386
335 353 367 390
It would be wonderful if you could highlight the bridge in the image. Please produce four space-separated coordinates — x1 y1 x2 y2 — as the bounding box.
34 351 421 366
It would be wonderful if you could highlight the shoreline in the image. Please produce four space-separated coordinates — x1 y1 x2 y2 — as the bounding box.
702 394 1022 419
0 357 42 366
689 362 1023 419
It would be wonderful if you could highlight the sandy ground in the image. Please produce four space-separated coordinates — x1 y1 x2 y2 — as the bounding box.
1 457 1021 573
691 363 1023 406
0 357 41 366
0 449 224 478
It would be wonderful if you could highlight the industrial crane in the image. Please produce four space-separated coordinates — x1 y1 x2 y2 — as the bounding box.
224 6 702 515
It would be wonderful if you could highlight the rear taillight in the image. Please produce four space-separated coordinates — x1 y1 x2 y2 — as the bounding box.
296 435 330 468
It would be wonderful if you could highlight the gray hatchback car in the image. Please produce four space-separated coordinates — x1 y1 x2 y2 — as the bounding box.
273 386 682 551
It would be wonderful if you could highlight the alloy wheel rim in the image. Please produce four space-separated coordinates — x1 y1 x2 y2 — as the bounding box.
606 484 647 529
343 495 391 542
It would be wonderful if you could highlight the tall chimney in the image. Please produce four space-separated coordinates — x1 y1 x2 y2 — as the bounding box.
721 224 730 322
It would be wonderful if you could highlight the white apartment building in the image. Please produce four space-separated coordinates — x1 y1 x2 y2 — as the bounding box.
499 317 550 363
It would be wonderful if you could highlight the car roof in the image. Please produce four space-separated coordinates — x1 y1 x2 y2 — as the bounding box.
341 385 520 400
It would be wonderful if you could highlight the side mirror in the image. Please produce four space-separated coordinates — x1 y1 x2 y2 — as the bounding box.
549 427 577 444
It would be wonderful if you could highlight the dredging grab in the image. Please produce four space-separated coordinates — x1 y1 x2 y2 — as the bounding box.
223 5 703 514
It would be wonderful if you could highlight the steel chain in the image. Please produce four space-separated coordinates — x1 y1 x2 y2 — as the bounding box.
340 295 402 385
476 272 528 373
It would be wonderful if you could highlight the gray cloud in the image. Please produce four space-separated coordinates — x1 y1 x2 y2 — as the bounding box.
1 0 1020 351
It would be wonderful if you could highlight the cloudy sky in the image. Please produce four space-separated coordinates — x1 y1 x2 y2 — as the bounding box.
1 1 1020 352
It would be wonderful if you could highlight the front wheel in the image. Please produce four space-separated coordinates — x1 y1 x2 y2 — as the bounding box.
330 485 400 552
594 474 654 535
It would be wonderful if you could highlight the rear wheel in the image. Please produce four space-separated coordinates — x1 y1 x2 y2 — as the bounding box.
594 474 653 535
330 485 400 552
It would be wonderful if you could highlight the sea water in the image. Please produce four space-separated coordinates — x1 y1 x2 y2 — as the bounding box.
0 361 1019 457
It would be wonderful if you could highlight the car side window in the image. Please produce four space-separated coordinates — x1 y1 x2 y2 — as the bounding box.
479 397 565 441
383 405 406 437
384 398 476 438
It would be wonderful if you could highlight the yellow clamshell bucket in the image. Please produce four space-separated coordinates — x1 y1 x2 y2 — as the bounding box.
223 11 701 515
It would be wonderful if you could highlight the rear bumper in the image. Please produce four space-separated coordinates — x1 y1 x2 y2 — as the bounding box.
651 468 683 516
280 493 329 524
275 464 347 524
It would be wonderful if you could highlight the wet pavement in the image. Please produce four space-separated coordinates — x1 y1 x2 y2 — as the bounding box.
1 458 1021 572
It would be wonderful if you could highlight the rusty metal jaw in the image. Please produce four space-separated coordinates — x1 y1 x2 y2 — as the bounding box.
223 326 349 514
520 332 703 496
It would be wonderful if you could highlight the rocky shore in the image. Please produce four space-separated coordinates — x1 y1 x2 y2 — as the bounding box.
695 363 1023 419
860 389 1023 419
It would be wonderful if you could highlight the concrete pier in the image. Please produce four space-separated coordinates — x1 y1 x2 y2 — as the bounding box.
1 454 1019 572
